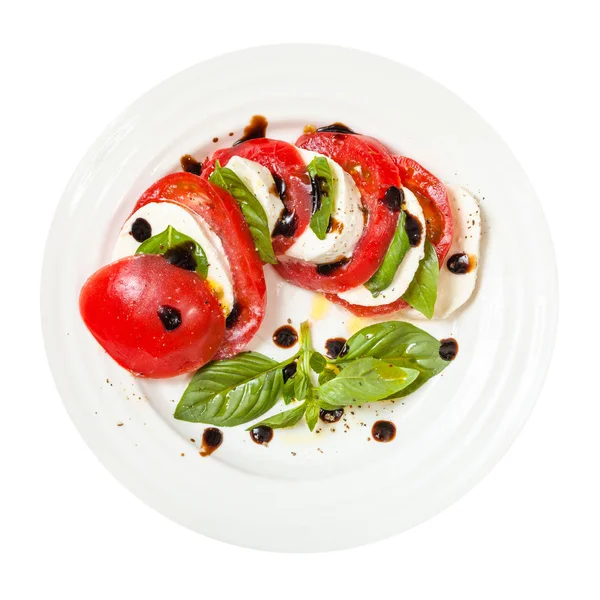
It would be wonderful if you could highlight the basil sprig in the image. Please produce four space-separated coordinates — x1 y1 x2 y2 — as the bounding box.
209 161 277 264
402 239 439 319
365 210 410 296
307 156 335 240
175 320 452 430
136 225 209 278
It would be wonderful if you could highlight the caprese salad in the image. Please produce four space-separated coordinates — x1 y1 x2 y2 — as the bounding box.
80 118 481 436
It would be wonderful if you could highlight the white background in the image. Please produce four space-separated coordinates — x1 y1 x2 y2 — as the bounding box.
1 0 598 598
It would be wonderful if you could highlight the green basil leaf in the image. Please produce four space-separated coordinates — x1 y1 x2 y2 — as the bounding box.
318 368 337 385
365 210 410 296
136 225 209 278
282 378 295 404
338 321 450 397
309 352 327 373
294 371 310 401
246 402 306 430
402 239 439 319
174 352 283 426
209 161 277 264
307 156 335 240
305 402 320 431
316 357 419 407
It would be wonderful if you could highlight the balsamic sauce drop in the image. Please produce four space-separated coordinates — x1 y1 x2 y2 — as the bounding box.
310 174 329 214
405 213 423 247
273 325 298 348
233 115 268 146
157 305 182 331
225 302 241 329
272 174 286 201
316 123 356 134
316 258 349 276
282 361 297 382
200 427 223 456
164 242 197 271
325 338 348 359
180 154 202 175
372 420 396 443
383 186 404 212
250 426 273 445
446 253 475 274
319 408 344 423
272 209 298 237
439 338 459 361
130 218 152 242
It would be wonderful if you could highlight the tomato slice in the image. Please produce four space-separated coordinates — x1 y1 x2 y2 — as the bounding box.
202 138 312 254
323 157 453 317
272 131 402 293
132 173 266 359
393 156 453 264
80 255 225 378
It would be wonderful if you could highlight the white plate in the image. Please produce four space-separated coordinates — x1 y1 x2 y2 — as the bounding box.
41 44 558 552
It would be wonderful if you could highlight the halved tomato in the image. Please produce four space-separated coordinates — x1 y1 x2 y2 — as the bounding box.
202 138 312 255
272 131 402 294
80 255 225 378
132 173 266 359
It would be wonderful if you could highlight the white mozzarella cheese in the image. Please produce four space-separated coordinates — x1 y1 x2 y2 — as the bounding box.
284 148 364 264
404 185 481 319
224 156 285 233
337 188 426 306
113 202 235 313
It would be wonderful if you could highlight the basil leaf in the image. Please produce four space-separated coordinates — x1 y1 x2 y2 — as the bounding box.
338 321 450 397
305 402 320 431
136 225 209 278
365 211 410 296
282 378 295 404
309 352 327 373
209 161 277 264
246 402 306 430
316 357 419 407
294 371 310 401
307 156 335 240
318 368 337 385
402 239 439 319
174 353 283 426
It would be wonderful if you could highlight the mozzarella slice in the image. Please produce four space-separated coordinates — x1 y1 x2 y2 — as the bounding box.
224 156 285 233
405 185 481 319
337 188 426 306
285 148 364 264
113 202 235 314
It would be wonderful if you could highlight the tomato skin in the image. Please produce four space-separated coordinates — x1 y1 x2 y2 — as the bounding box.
202 138 312 254
132 173 266 359
80 255 225 378
393 156 453 264
270 131 401 293
325 294 408 317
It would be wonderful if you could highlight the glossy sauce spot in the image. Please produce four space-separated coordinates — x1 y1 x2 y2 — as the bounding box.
319 408 344 423
164 242 197 271
439 338 459 361
200 427 223 456
316 258 349 276
405 213 423 247
273 325 298 348
282 361 297 382
272 173 286 201
327 217 344 234
130 218 152 242
157 305 182 331
372 420 396 442
272 210 298 238
225 302 241 329
316 123 356 134
325 338 348 359
447 253 476 274
250 426 273 445
233 115 268 146
180 154 202 175
383 186 404 212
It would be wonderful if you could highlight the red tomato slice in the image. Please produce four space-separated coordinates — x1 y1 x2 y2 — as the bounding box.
132 173 266 359
393 156 453 264
202 138 312 254
80 255 225 378
272 131 402 293
324 156 453 316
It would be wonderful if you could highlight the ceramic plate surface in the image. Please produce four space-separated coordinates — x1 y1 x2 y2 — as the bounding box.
42 44 557 552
